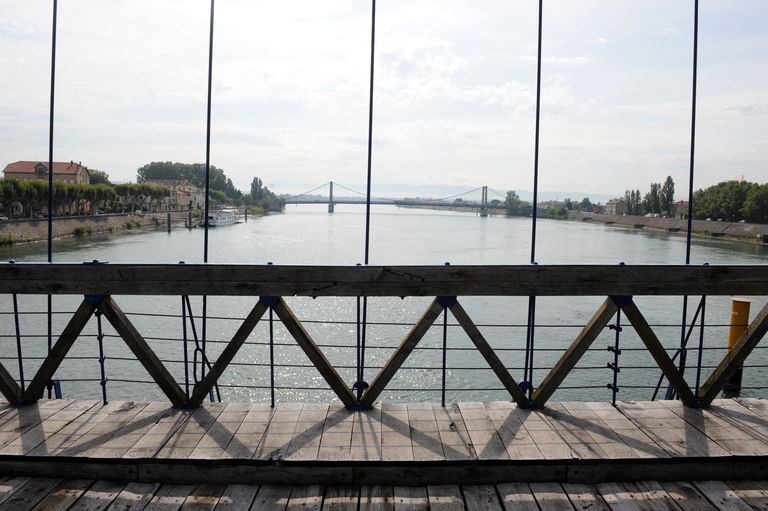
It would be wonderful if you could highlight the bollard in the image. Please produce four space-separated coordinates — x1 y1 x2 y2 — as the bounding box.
188 209 192 229
167 212 171 233
245 208 248 222
723 298 751 397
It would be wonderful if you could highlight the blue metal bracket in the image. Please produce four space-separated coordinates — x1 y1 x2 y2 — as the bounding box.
437 296 457 308
610 295 633 307
259 296 279 307
85 294 105 306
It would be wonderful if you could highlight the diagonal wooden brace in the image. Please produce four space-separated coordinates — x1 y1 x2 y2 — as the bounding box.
0 363 22 404
532 297 618 408
619 299 697 405
189 299 269 407
699 301 768 404
23 299 96 404
361 299 444 408
448 300 530 408
271 297 358 409
100 296 187 407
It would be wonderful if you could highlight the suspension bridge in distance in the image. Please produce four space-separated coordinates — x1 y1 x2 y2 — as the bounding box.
283 181 508 216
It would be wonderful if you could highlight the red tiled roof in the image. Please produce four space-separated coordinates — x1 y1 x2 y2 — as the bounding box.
3 160 90 175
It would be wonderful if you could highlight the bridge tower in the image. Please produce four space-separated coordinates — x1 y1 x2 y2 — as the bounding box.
480 186 488 217
328 181 335 213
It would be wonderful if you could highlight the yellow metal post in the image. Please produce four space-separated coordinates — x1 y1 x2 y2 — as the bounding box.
724 298 751 397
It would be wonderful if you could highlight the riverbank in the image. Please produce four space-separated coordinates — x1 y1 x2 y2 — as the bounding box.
0 212 190 245
573 212 768 243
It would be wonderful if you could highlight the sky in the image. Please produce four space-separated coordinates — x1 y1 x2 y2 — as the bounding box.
0 0 766 200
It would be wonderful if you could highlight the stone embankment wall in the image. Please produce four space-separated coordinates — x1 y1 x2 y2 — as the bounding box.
0 211 191 244
575 212 768 240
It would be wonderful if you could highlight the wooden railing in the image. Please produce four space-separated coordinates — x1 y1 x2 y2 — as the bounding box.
1 263 767 409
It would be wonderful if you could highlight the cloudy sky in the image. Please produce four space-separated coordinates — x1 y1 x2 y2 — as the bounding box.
1 1 766 200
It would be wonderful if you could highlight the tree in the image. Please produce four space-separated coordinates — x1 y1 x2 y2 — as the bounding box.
644 183 661 215
89 169 111 185
136 161 243 200
250 177 263 200
693 180 756 221
580 197 592 212
660 176 675 215
742 184 768 223
504 190 522 216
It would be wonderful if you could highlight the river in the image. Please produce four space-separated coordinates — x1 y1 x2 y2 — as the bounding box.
2 205 767 404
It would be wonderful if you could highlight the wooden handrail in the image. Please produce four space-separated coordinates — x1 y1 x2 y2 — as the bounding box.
1 263 767 296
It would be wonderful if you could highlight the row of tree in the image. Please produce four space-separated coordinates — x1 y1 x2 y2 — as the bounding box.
0 179 170 217
623 176 675 216
136 161 281 208
693 180 768 223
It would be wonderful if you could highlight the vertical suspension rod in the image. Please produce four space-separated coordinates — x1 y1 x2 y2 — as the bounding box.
523 0 544 400
363 0 376 265
47 0 59 398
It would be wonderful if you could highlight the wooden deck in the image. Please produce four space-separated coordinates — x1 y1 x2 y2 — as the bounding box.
0 398 767 485
3 478 768 511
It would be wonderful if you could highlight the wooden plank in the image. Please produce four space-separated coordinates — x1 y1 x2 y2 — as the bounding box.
462 485 503 511
100 296 187 407
286 485 323 511
251 485 292 511
362 300 443 408
210 485 259 511
448 301 530 408
272 299 357 409
0 363 22 404
23 299 96 403
528 483 574 511
693 481 754 511
143 484 196 511
390 486 421 511
0 477 31 506
496 483 538 511
724 481 768 511
66 480 125 511
659 481 718 511
360 485 396 511
29 479 91 510
426 486 464 511
4 263 768 297
323 486 358 511
620 300 696 405
700 302 768 404
190 301 269 407
0 477 60 511
105 482 160 511
532 298 618 408
180 485 225 510
560 484 610 511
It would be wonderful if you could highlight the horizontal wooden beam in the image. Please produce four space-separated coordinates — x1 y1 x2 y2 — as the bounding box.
1 264 766 297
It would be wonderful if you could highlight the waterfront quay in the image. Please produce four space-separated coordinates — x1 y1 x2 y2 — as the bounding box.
1 263 768 509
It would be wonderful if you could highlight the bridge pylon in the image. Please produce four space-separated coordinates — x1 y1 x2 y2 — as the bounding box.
480 186 488 217
328 181 335 213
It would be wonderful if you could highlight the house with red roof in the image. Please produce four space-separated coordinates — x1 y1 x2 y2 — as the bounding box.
2 160 91 185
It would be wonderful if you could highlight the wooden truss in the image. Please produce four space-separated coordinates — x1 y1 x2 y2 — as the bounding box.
1 293 767 410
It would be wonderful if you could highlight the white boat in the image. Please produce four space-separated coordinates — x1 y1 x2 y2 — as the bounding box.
206 208 239 226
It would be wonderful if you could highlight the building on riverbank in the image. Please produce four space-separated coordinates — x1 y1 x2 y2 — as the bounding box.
2 160 91 184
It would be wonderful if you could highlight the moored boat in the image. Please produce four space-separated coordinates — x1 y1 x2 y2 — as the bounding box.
206 208 238 226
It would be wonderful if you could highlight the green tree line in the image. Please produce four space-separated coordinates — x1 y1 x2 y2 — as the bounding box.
693 180 768 223
0 178 169 217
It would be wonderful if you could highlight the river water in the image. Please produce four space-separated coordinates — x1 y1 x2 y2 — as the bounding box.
2 205 767 404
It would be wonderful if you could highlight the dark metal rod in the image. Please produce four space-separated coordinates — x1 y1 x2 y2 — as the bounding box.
611 310 621 407
95 310 107 405
182 296 190 399
269 306 275 408
441 307 448 407
47 294 52 399
361 296 368 383
203 0 215 261
356 296 362 383
12 295 25 392
363 0 376 265
695 296 707 394
530 0 543 264
47 0 58 263
685 0 699 264
525 295 537 400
